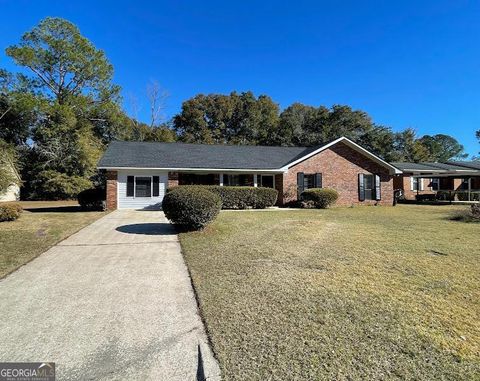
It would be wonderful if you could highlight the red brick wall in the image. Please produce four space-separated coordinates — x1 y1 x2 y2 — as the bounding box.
280 142 394 206
168 172 179 188
106 170 117 210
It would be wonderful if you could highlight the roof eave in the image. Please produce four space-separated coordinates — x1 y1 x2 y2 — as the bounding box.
97 166 286 173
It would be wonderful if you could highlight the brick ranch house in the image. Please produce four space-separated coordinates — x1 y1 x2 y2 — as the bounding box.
97 137 403 210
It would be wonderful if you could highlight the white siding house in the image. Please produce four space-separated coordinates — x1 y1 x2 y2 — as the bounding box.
117 169 168 209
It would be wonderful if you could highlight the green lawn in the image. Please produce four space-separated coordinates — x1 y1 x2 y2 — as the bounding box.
0 202 105 278
179 205 480 380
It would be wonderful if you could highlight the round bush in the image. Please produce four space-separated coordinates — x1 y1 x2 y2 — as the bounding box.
162 186 221 230
301 188 339 209
0 202 23 222
78 188 105 210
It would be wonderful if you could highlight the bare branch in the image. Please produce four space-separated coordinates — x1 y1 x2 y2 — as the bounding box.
146 80 168 128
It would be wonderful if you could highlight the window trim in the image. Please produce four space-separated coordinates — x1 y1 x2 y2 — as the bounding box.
259 174 275 189
411 177 424 191
133 175 153 199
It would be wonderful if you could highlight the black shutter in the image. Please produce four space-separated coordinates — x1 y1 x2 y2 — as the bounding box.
297 172 304 199
153 176 159 197
375 174 381 201
315 173 322 188
358 174 365 201
127 176 134 197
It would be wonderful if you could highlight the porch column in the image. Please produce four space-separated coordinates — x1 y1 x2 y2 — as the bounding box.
253 174 258 187
219 173 224 186
468 177 472 201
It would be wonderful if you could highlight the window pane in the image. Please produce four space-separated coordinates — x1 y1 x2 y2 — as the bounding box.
364 175 374 190
135 177 151 197
304 174 315 190
260 175 274 188
364 174 374 200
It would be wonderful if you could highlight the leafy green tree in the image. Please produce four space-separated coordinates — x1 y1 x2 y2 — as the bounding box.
6 17 118 105
391 128 431 162
4 17 126 199
0 69 41 146
174 91 279 144
419 134 467 161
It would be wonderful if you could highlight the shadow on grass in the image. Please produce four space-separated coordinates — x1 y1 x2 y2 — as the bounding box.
116 223 175 235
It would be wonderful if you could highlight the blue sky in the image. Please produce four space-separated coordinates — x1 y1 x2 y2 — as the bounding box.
1 0 479 155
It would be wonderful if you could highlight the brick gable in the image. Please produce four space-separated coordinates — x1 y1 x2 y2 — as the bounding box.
281 142 394 206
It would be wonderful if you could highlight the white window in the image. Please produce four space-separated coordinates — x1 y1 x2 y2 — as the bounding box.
411 177 424 191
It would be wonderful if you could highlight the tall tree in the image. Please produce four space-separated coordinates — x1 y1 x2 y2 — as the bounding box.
5 17 122 199
391 128 431 162
0 69 41 146
173 91 279 145
6 17 118 105
419 134 467 161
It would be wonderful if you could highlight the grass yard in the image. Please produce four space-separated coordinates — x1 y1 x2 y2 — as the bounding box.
180 205 480 380
0 202 105 278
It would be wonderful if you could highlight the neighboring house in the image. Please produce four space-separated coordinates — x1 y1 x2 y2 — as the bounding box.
392 161 480 201
0 162 20 202
97 136 402 210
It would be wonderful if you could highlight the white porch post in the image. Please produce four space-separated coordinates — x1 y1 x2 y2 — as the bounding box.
253 174 258 187
468 177 472 201
219 173 224 186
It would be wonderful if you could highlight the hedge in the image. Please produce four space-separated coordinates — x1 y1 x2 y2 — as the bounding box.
162 186 222 230
169 185 278 209
301 188 339 209
77 188 106 210
0 202 23 222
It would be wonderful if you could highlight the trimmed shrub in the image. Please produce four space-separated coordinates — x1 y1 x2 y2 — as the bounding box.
301 188 339 209
163 186 222 230
168 186 278 209
77 188 106 210
0 202 23 222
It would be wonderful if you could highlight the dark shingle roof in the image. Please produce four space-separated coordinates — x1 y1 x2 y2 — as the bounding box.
393 161 480 172
447 161 480 170
98 141 311 170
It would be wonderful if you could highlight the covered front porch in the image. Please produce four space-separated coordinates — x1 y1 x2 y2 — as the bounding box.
174 172 278 188
409 175 480 202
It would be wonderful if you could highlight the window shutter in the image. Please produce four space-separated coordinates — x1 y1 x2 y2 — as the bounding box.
153 176 159 197
375 174 381 201
315 173 322 188
410 177 414 191
419 178 424 191
297 172 304 199
127 176 134 197
358 174 365 201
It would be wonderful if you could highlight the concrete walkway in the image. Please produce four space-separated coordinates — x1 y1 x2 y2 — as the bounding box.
0 210 220 381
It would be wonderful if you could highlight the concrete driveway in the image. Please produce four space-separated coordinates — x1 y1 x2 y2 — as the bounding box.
0 210 220 381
